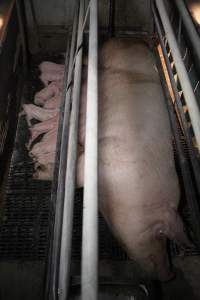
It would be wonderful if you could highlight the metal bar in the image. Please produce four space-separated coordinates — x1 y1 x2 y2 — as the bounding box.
28 0 41 50
155 0 200 152
108 0 115 36
174 0 200 72
46 3 79 299
67 1 91 89
81 0 98 299
58 0 85 298
16 0 28 75
153 4 200 196
178 16 182 43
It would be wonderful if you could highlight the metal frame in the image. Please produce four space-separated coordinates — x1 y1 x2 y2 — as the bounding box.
58 0 84 298
155 0 200 152
152 3 200 189
152 0 200 245
46 0 200 299
46 1 99 299
174 0 200 73
45 3 79 299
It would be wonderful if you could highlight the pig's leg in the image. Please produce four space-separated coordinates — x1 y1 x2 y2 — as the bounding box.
27 130 42 149
34 151 56 167
22 104 58 125
44 95 62 109
34 83 60 105
30 128 58 158
28 124 55 149
34 163 54 180
28 115 59 145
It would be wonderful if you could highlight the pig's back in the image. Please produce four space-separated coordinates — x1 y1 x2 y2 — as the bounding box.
98 70 179 240
99 38 158 79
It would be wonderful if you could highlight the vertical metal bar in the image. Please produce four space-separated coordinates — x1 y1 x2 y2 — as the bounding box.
16 0 28 75
174 0 200 71
109 0 115 37
155 0 200 152
28 0 41 50
58 0 84 299
178 17 182 43
46 4 79 300
81 0 98 299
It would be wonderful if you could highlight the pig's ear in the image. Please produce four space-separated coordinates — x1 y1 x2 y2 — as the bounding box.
155 213 191 247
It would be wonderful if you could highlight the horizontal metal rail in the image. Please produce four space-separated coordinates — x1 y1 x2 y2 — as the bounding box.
155 0 200 152
81 0 99 299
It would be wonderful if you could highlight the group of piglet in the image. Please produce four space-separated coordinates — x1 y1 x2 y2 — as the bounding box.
21 62 65 180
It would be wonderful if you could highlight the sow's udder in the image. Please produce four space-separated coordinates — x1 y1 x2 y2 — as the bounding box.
78 38 188 281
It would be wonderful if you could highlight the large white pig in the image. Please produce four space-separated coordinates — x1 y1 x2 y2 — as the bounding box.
77 39 188 281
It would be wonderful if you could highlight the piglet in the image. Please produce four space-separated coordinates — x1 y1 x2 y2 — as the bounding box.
40 70 64 87
39 61 64 73
21 104 58 126
34 82 61 105
27 115 59 148
30 127 58 158
43 95 62 109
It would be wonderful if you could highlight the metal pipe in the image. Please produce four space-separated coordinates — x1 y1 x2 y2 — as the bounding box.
109 0 115 36
28 0 41 50
58 0 84 298
155 0 200 152
81 0 98 299
16 0 28 75
46 4 79 299
174 0 200 72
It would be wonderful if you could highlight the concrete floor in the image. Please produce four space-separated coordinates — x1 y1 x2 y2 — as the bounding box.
160 256 200 300
0 257 200 299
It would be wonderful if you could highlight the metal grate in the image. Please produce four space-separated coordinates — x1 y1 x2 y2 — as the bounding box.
0 55 62 261
0 116 51 260
72 189 128 260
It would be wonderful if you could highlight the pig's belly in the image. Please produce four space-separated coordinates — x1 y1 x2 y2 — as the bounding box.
98 139 179 252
